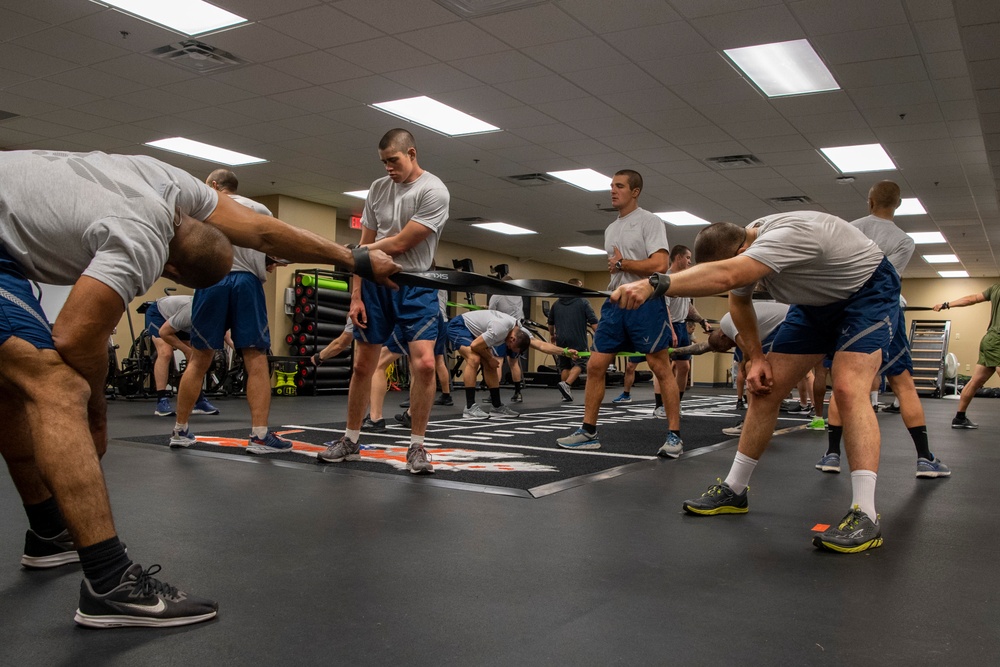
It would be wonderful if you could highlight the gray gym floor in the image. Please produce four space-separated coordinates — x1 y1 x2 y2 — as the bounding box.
1 386 997 665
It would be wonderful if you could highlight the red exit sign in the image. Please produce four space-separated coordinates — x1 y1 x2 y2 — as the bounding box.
350 215 363 229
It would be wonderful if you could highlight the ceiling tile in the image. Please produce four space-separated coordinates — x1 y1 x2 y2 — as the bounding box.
558 0 681 33
473 3 590 46
495 75 589 105
603 21 715 62
914 19 965 54
5 79 102 107
269 51 373 86
790 0 908 35
399 21 508 60
833 56 929 89
262 4 384 48
328 37 438 75
212 65 312 96
451 51 552 84
691 4 805 49
813 27 919 65
0 42 77 78
0 6 50 41
924 50 972 80
960 23 1000 62
11 26 129 64
564 64 662 97
384 62 483 94
335 0 460 34
202 24 315 63
525 36 629 74
642 52 736 88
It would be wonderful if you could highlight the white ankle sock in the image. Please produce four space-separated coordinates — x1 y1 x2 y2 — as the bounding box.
410 435 425 448
251 426 268 439
870 390 879 405
724 452 758 495
174 422 188 433
345 429 361 443
850 470 878 521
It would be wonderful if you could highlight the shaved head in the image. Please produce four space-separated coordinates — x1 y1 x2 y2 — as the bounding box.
869 180 901 211
164 215 234 288
694 222 745 264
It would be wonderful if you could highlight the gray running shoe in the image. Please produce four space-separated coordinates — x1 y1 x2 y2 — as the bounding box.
556 428 601 450
657 431 684 458
557 381 573 401
815 453 841 473
510 392 523 403
406 445 434 474
952 416 978 429
916 457 951 478
169 428 196 448
653 406 666 419
722 421 743 436
490 404 520 418
21 528 79 569
812 506 882 553
316 436 360 463
682 480 749 515
463 404 489 419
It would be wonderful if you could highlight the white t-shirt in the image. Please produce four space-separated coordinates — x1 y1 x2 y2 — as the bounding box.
362 171 449 272
604 207 669 290
733 211 884 306
0 150 218 304
666 269 689 322
156 295 194 333
489 293 523 320
460 310 518 348
850 214 914 275
720 302 790 342
228 193 270 282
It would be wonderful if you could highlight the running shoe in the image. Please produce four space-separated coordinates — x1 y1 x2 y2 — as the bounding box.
657 432 684 458
682 480 749 515
812 506 882 553
952 416 978 429
734 399 747 411
556 428 601 450
883 403 901 414
394 411 412 428
191 396 219 415
653 406 666 419
463 404 489 419
169 428 196 449
154 398 175 417
916 457 951 478
361 415 386 432
406 445 434 474
557 381 573 402
21 528 79 569
510 392 523 403
400 399 410 409
611 392 632 404
316 435 360 463
815 452 841 473
786 403 812 416
490 404 520 418
807 418 827 431
74 563 218 628
434 394 454 406
722 421 743 436
246 432 293 455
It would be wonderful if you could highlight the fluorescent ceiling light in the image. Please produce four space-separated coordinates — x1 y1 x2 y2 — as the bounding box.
724 39 839 97
922 254 959 264
96 0 247 36
561 246 606 256
896 198 926 216
344 190 369 199
819 144 895 173
145 137 265 166
371 96 499 136
547 169 612 192
908 232 946 244
655 211 711 226
472 222 536 235
938 270 969 278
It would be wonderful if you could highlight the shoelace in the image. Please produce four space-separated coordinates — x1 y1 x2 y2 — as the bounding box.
132 564 179 600
838 507 865 531
410 445 432 464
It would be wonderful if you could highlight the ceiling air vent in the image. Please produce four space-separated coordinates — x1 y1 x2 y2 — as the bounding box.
705 154 764 169
0 109 18 121
503 173 557 187
768 195 815 206
434 0 547 18
148 40 249 74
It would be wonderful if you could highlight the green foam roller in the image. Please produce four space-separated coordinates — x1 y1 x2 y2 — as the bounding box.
298 274 349 292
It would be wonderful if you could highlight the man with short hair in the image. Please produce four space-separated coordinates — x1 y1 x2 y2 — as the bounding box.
489 278 527 403
666 245 712 401
145 294 218 417
547 278 598 402
0 149 398 628
556 170 684 456
318 129 449 475
613 210 898 553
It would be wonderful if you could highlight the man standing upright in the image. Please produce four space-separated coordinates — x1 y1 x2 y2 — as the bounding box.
556 170 683 456
547 278 598 402
318 129 449 474
666 245 712 402
170 169 288 454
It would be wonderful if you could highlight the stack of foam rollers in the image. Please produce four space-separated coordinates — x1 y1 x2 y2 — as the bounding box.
287 269 352 394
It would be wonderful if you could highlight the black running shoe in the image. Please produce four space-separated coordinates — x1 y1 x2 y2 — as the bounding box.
361 415 386 432
74 564 218 628
682 480 749 515
395 411 412 429
952 416 978 429
434 393 454 406
400 399 410 409
21 528 79 569
812 507 883 553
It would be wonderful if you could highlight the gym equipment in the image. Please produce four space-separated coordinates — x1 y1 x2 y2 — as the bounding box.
293 321 346 338
943 353 960 399
296 274 349 292
295 286 351 308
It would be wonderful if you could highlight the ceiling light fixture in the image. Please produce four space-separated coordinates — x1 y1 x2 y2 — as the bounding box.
145 137 265 166
896 198 927 216
561 246 607 256
343 190 369 199
547 169 612 192
372 96 499 136
95 0 247 36
908 232 946 245
655 211 711 226
938 270 969 278
819 143 895 173
472 222 536 235
922 254 959 263
724 39 840 97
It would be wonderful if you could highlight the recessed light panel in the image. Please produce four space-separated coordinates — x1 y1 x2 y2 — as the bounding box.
922 254 959 264
724 39 840 97
472 222 536 235
145 137 265 166
372 96 499 136
908 232 946 245
547 169 612 192
97 0 247 36
938 270 969 278
561 246 606 256
655 211 711 226
819 144 895 173
343 190 369 199
896 198 926 215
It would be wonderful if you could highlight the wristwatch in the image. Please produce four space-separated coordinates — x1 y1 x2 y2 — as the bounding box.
614 259 623 272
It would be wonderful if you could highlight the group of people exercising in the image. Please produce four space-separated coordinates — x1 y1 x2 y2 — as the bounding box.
1 130 992 631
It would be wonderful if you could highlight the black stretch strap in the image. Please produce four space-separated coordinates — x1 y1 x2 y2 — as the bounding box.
650 272 671 299
351 246 374 281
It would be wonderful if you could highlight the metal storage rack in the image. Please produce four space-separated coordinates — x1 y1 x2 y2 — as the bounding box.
908 319 951 397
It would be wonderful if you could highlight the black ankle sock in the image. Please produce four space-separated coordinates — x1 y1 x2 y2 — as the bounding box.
79 536 133 594
23 496 66 538
654 393 663 408
679 391 684 401
583 422 597 435
465 387 477 409
908 425 932 460
671 429 681 436
622 391 630 397
489 387 502 408
514 381 523 392
156 389 171 400
827 425 843 456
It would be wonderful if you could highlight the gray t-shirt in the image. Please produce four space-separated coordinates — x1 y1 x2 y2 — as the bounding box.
733 211 884 306
0 150 218 304
228 193 270 282
604 207 669 290
666 269 689 322
460 310 518 348
157 295 193 333
362 171 449 272
438 290 448 320
489 293 523 320
850 214 914 275
720 302 790 342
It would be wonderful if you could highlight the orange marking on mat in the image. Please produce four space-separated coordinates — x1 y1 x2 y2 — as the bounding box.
811 523 830 532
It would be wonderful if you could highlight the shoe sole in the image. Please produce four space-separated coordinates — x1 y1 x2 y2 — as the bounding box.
316 453 361 463
491 413 520 419
246 446 293 456
657 447 683 458
169 438 195 448
191 409 219 415
406 465 434 474
951 424 978 429
916 470 951 478
812 535 883 553
21 552 80 569
556 384 572 401
463 413 489 419
815 465 841 473
74 610 217 628
154 411 176 417
722 429 741 436
556 442 601 450
612 399 631 404
683 504 749 516
362 426 387 433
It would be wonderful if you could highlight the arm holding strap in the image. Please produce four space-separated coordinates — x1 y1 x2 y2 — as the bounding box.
350 246 375 281
650 272 671 299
